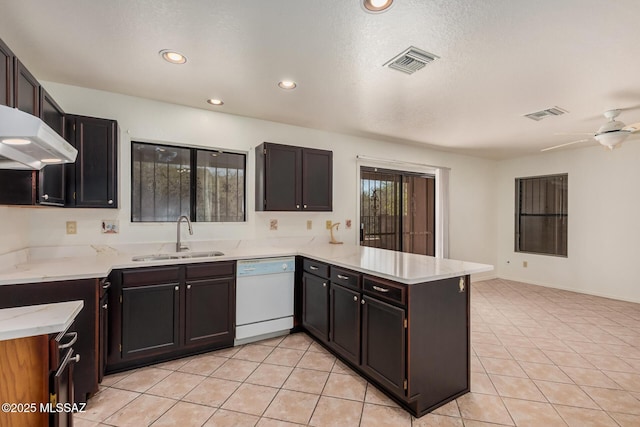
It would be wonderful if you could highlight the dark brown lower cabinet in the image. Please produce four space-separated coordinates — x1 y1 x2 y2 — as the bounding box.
122 282 181 358
329 284 361 365
361 295 406 397
185 277 234 346
299 256 470 418
0 279 100 403
107 262 235 373
301 272 329 341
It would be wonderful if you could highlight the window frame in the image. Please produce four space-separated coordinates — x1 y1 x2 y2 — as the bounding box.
130 140 247 223
514 173 568 257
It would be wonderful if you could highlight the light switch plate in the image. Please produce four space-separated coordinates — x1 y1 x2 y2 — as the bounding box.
326 220 332 230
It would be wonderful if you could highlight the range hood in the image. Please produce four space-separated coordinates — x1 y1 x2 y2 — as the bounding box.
0 104 78 170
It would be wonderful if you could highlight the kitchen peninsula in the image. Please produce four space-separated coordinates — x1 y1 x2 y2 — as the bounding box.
0 241 492 417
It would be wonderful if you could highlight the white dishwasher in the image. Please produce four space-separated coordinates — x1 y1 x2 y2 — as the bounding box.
235 257 295 345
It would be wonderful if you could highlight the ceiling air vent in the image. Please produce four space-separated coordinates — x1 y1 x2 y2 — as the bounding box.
524 107 568 121
384 46 439 75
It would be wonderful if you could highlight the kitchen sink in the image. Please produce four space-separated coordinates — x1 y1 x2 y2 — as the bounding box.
132 251 224 262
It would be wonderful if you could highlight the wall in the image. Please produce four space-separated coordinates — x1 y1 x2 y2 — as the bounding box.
0 207 29 254
496 141 640 303
22 82 497 277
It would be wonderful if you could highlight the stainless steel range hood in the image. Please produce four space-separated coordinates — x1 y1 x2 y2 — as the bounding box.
0 104 78 170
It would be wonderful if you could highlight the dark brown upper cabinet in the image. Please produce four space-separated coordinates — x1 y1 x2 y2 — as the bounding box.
65 114 118 208
0 38 13 107
38 88 66 206
14 59 40 117
255 142 332 211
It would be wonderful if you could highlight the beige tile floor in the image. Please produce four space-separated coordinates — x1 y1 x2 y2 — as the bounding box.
76 278 640 426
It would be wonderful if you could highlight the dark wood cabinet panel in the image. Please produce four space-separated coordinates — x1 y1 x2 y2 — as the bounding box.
0 38 13 107
256 142 332 211
0 279 100 403
302 272 329 342
361 295 406 398
185 277 235 346
122 282 180 358
329 284 361 365
302 148 332 211
14 59 40 116
0 169 36 205
38 88 66 206
256 142 301 211
66 115 118 208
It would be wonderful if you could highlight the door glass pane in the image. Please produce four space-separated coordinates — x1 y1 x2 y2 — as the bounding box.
196 151 245 222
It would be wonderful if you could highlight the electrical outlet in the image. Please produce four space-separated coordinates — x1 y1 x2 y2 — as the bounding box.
270 219 278 231
307 220 312 230
326 220 332 230
66 221 77 235
345 219 352 229
523 261 528 268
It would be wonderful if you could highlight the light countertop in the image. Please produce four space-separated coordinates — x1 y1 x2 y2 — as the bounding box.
0 240 493 286
0 300 83 341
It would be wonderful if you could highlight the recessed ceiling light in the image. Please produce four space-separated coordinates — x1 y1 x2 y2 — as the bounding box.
2 138 31 145
159 49 187 64
207 98 224 106
41 158 62 164
278 80 297 90
362 0 394 13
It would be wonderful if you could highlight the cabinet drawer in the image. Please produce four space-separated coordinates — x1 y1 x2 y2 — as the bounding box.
363 276 406 305
186 262 235 280
122 266 180 287
330 266 361 290
303 258 329 278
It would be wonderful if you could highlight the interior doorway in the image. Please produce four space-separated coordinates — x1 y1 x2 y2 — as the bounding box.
360 167 436 256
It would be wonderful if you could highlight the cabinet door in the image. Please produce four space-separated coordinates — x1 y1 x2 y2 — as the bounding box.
361 295 406 397
69 115 118 207
122 283 180 358
329 284 360 365
0 38 13 107
185 277 235 347
38 89 66 206
263 143 302 211
302 272 329 342
98 291 108 383
302 148 332 211
14 59 40 116
50 348 76 427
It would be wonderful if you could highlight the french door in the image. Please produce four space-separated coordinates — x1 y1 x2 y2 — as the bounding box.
360 167 435 256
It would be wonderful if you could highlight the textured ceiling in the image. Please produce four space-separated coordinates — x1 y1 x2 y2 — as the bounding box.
1 0 639 159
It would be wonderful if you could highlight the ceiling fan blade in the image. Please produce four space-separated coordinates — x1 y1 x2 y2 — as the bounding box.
622 122 640 132
553 132 593 136
541 139 590 152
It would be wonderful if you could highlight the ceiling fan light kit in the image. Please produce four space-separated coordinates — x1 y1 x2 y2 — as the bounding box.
542 109 640 152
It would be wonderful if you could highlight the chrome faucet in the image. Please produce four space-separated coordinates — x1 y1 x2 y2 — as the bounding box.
176 215 193 252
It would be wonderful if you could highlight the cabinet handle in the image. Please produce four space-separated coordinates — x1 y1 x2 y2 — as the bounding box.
42 194 49 200
102 281 111 290
108 199 114 205
296 204 300 209
361 299 365 305
187 284 191 290
102 304 108 309
174 286 179 291
353 295 358 302
372 285 390 293
303 204 307 209
322 282 327 287
337 274 349 280
59 332 78 350
309 266 319 270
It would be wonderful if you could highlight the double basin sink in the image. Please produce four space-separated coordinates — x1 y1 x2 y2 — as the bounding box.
132 250 224 262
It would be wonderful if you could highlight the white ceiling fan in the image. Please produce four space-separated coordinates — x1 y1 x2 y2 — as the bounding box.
542 109 640 152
